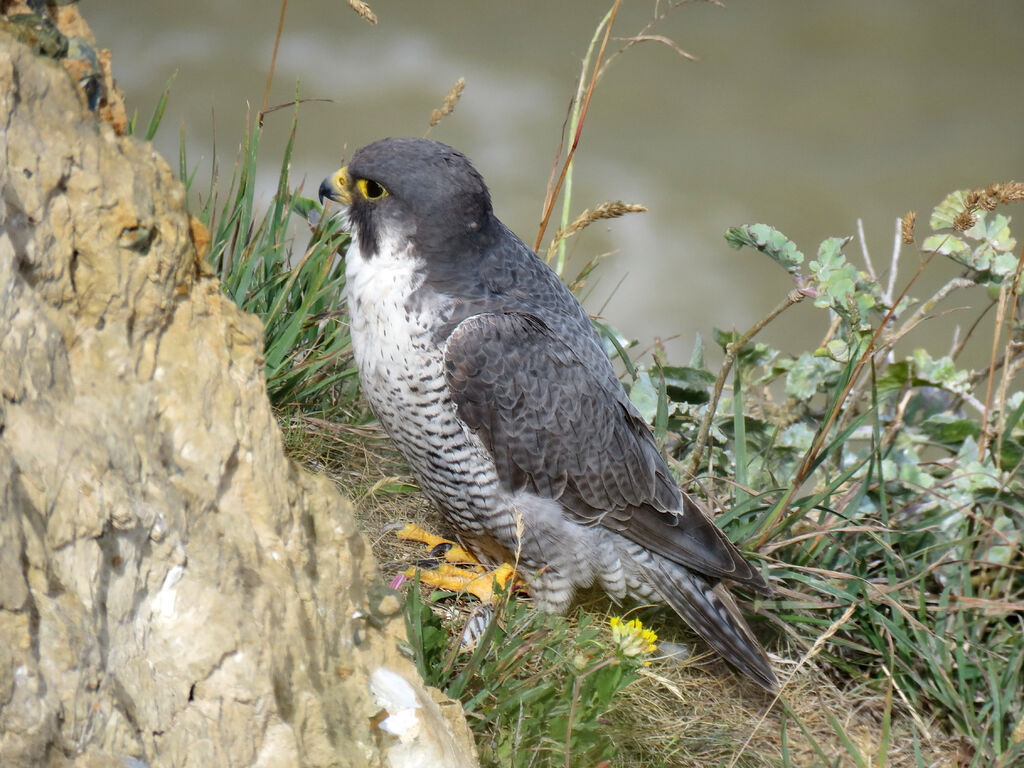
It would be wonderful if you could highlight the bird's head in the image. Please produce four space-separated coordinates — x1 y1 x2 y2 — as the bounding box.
319 137 494 260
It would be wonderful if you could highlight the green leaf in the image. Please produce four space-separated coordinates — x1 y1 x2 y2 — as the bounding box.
875 361 911 392
143 72 176 141
982 515 1022 567
807 236 875 329
825 338 852 362
658 365 714 404
997 438 1023 471
291 195 322 219
978 212 1015 251
725 223 804 274
628 369 658 423
689 331 705 368
929 189 970 230
911 350 971 395
713 327 739 350
920 415 981 445
921 233 969 259
785 352 842 400
778 422 815 451
594 320 636 377
992 249 1019 278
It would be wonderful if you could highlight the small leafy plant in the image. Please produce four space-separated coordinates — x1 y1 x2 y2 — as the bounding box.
622 185 1024 767
403 576 657 768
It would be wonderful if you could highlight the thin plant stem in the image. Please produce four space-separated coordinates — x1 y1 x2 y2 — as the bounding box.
260 0 289 121
687 289 805 478
551 14 609 276
989 245 1024 461
953 299 998 363
727 604 858 768
535 0 621 255
978 282 1009 461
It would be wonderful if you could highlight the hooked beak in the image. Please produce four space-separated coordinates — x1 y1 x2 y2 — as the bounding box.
318 167 350 206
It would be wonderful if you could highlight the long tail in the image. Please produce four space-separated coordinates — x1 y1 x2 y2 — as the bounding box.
643 562 778 691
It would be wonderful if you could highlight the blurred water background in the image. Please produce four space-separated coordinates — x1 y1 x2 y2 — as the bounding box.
90 0 1024 364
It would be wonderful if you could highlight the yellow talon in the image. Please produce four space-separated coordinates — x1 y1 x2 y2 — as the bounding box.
396 523 519 602
396 522 480 565
403 562 516 604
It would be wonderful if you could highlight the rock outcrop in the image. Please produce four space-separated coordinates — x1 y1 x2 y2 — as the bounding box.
0 20 476 768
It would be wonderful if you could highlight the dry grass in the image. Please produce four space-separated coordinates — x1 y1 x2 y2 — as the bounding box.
283 418 963 768
609 655 961 767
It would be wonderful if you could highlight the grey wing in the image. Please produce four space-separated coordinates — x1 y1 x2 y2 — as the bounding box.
443 311 769 593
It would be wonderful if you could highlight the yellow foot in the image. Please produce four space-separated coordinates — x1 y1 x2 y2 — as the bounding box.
396 522 480 566
403 562 517 604
395 522 521 602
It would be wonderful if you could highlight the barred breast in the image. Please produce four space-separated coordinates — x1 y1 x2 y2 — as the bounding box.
343 233 501 533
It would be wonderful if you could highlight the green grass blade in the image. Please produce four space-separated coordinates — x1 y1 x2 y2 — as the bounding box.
144 72 177 141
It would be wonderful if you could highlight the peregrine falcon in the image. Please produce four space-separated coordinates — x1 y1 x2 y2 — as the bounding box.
319 138 777 691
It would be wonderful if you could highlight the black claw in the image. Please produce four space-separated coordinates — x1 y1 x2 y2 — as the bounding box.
428 542 454 558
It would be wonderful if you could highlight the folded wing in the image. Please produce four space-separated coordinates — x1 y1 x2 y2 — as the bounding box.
443 311 770 594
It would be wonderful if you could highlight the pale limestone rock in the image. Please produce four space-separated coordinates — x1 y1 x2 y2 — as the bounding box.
0 26 477 768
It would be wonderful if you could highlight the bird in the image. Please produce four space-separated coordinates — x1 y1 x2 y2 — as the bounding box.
319 137 778 691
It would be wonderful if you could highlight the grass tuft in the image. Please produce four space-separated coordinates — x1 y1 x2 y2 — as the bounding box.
188 96 357 414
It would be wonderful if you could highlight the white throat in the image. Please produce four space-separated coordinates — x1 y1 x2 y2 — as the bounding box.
344 227 449 391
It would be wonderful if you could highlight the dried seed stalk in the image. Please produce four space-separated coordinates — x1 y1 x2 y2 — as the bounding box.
545 201 646 261
429 77 466 129
348 0 378 25
954 181 1024 230
900 211 916 244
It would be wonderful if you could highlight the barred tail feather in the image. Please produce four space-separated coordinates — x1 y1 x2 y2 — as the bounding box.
644 563 778 691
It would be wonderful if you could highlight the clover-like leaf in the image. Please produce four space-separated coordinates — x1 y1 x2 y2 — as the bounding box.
785 352 842 399
808 236 876 329
929 189 970 231
725 224 804 274
922 233 970 259
912 349 971 396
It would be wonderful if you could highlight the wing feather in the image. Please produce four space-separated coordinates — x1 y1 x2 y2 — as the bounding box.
443 311 770 592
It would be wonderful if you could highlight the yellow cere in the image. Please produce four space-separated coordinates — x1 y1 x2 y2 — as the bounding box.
609 616 658 658
335 167 348 189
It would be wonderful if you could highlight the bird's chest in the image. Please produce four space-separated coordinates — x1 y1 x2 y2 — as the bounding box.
343 238 500 525
344 240 448 414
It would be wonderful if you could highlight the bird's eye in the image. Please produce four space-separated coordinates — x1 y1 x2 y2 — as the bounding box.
358 178 388 200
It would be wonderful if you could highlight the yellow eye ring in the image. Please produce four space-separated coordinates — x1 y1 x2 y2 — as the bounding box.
357 178 388 200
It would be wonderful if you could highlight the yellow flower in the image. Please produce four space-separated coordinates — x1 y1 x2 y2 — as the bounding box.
610 616 658 657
